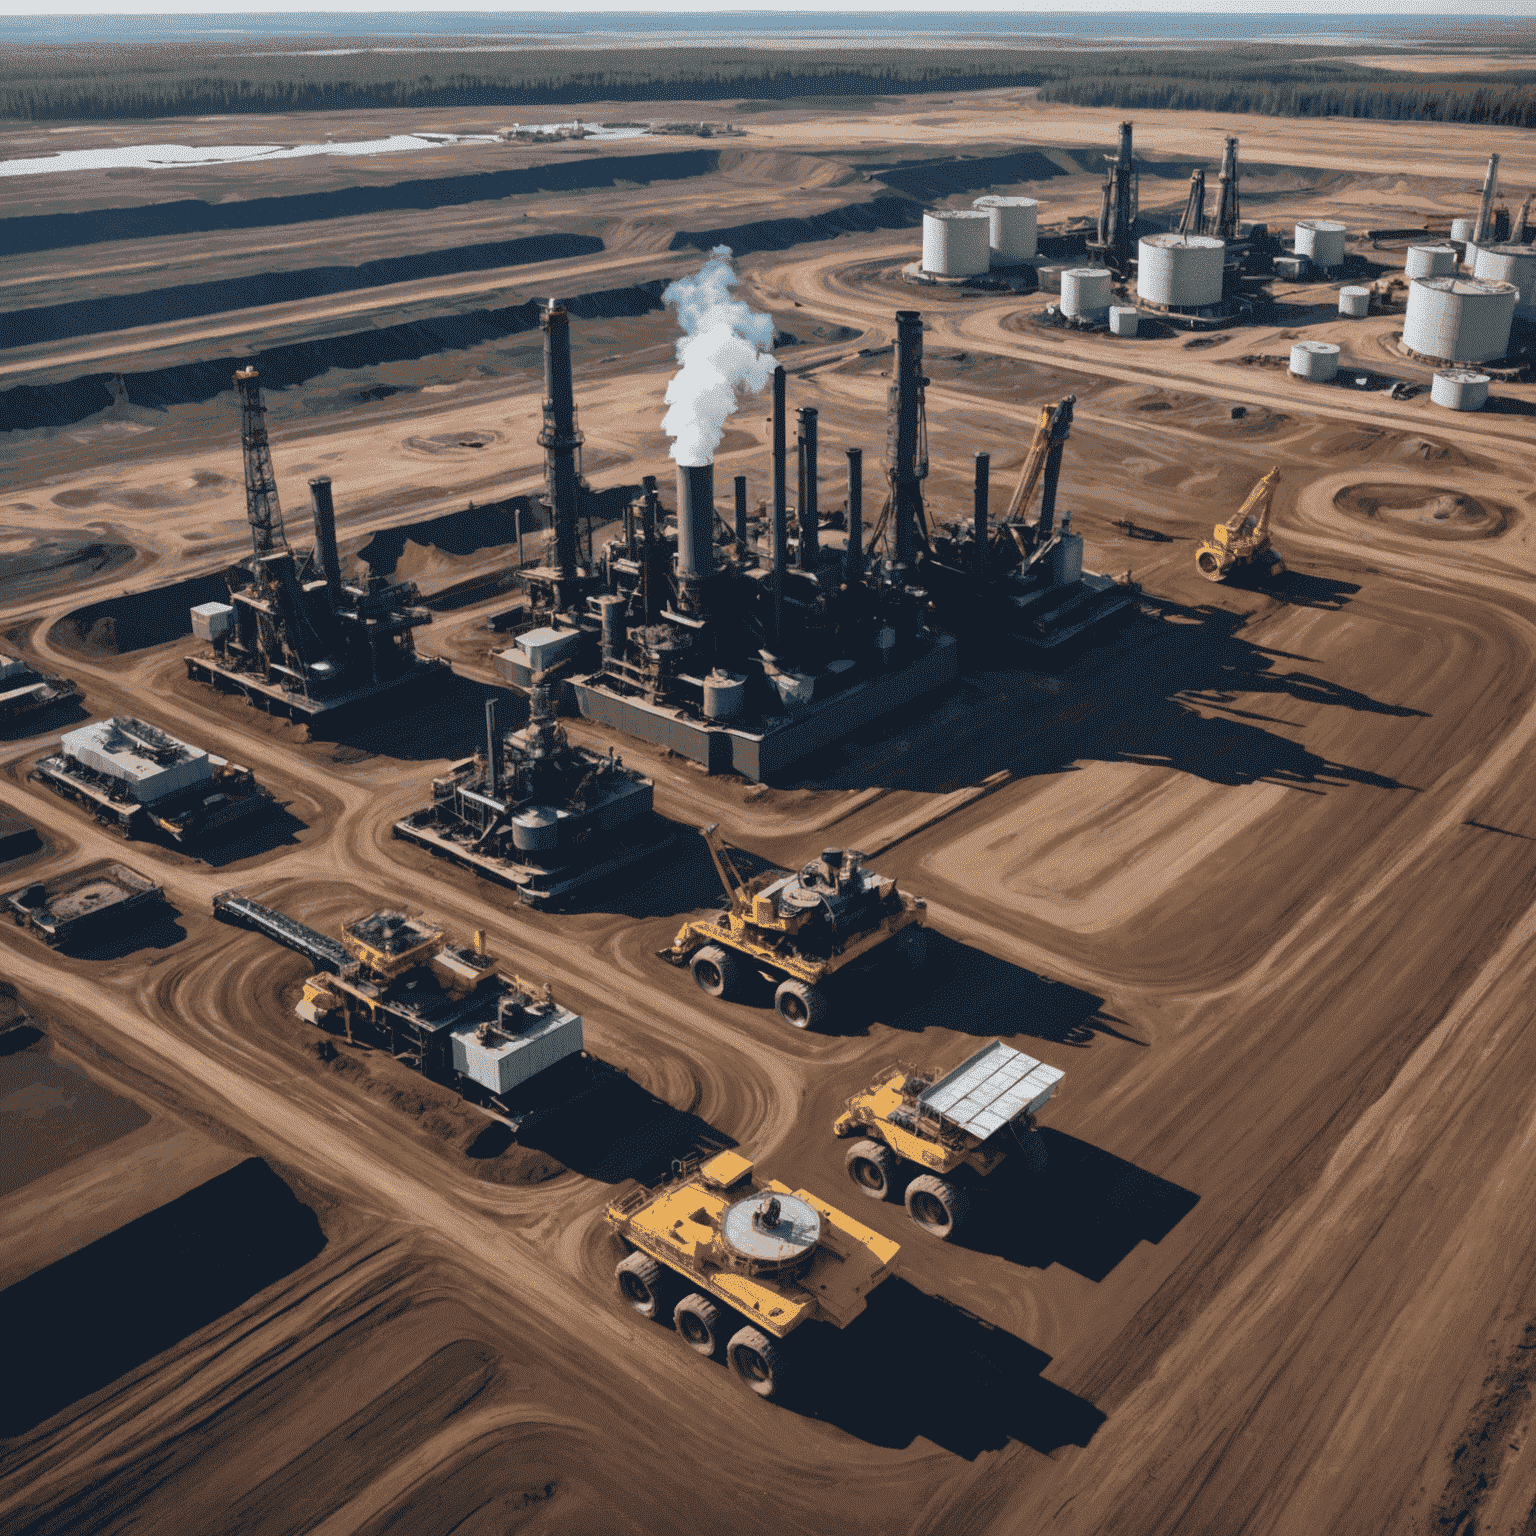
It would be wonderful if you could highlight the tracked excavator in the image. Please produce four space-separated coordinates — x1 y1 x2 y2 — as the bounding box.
658 824 927 1030
1195 467 1284 583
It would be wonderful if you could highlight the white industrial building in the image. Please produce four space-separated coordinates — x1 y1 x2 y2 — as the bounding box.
60 716 214 803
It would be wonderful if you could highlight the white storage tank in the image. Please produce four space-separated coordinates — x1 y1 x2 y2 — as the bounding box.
1405 244 1457 279
1136 233 1225 308
702 669 746 721
1431 370 1490 411
1403 275 1517 363
921 209 991 277
973 195 1038 264
1295 220 1347 268
1339 286 1371 318
1473 244 1536 312
1061 267 1112 320
1290 341 1340 381
1109 305 1139 337
1450 217 1477 245
511 805 560 852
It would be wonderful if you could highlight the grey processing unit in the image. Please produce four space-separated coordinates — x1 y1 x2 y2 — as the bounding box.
919 1039 1065 1141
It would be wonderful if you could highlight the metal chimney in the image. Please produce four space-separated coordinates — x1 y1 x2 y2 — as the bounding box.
640 474 660 624
675 461 716 585
1216 135 1241 241
973 453 989 570
845 447 863 583
484 696 502 799
771 365 787 644
887 311 928 570
796 406 819 570
734 474 748 551
308 475 342 605
538 300 583 590
1476 153 1501 245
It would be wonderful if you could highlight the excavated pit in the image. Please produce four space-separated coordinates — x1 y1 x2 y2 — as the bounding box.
1333 482 1512 540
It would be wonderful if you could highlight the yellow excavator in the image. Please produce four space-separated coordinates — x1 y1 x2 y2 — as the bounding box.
1195 467 1284 583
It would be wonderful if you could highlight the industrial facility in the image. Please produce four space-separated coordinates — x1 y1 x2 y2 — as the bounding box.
213 892 593 1120
606 1147 900 1399
393 687 670 905
6 862 165 948
0 651 81 726
185 368 447 729
32 715 273 846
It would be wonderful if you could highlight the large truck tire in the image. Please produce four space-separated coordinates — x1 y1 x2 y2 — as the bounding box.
845 1139 899 1200
904 1175 971 1241
690 944 740 999
773 978 827 1031
673 1293 725 1357
728 1325 788 1400
615 1251 666 1319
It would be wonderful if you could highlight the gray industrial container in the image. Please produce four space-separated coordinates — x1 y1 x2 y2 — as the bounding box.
450 1006 583 1095
190 602 234 642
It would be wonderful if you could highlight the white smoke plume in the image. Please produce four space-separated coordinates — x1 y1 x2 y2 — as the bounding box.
660 245 776 467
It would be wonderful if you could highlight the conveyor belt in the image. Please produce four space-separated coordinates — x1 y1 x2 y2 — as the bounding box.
212 890 349 972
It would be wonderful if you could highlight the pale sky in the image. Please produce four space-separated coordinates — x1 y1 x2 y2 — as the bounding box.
0 2 1530 15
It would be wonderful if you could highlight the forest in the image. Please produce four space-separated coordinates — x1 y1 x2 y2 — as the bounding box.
0 42 1531 128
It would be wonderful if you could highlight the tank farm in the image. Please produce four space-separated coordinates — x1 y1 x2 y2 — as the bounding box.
4 98 1536 1536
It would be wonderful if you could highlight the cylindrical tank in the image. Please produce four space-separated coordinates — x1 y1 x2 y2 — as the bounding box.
1295 220 1347 267
921 210 990 277
1473 243 1536 310
1109 305 1139 337
702 670 746 721
1136 234 1225 308
1290 341 1340 381
972 195 1038 263
1061 267 1112 320
1339 286 1370 318
1450 217 1477 244
1405 244 1457 279
1403 275 1517 363
1431 370 1490 411
511 806 559 853
594 592 625 658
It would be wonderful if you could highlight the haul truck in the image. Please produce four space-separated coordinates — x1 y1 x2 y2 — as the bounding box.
834 1038 1064 1240
659 825 927 1030
606 1148 899 1400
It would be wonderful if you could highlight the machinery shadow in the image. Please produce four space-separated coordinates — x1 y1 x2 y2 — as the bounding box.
0 698 89 741
514 1065 733 1186
331 675 526 763
196 806 308 868
599 832 777 921
801 599 1418 796
875 934 1112 1048
788 1279 1104 1457
61 903 188 960
957 1131 1199 1282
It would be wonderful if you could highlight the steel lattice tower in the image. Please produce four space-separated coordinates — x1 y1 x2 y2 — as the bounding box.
234 366 287 557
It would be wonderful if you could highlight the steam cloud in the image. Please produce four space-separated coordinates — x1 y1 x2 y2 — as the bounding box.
660 246 776 467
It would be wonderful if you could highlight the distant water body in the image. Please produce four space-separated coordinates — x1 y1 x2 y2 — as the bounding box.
0 12 1519 49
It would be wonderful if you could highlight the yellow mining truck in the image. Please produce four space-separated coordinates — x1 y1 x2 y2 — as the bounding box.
658 825 927 1030
605 1148 899 1400
833 1038 1064 1240
1195 467 1284 583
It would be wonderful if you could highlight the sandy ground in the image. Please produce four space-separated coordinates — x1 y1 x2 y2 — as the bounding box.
5 90 1536 1536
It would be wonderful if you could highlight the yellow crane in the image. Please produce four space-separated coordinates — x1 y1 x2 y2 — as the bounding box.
1195 467 1284 583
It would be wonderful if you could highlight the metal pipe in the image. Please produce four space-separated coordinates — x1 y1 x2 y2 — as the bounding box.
771 365 787 644
972 452 989 569
1476 152 1501 246
733 474 748 551
641 474 660 624
675 461 715 584
796 406 819 571
845 447 863 583
889 311 927 569
308 476 342 606
538 300 583 589
484 697 501 800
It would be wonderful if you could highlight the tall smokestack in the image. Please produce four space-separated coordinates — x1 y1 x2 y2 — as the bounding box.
845 447 863 583
640 474 660 624
308 476 342 605
771 365 787 644
973 453 989 570
796 406 819 570
734 474 748 551
888 311 927 570
675 461 716 586
484 697 502 799
1476 152 1501 246
539 300 583 591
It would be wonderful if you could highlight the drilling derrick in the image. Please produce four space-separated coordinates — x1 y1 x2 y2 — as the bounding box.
1178 169 1207 238
1215 136 1241 242
234 367 288 558
883 309 929 575
1091 122 1139 274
